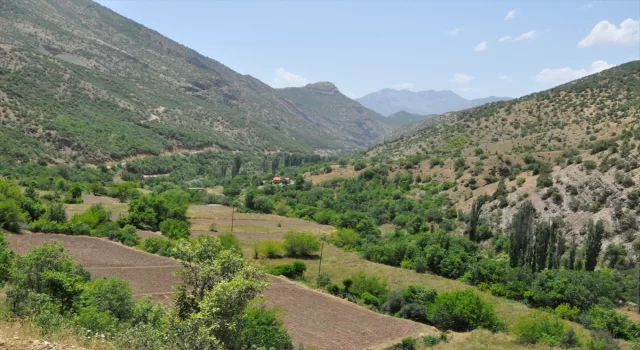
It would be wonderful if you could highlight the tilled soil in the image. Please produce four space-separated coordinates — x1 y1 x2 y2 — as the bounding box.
7 233 430 349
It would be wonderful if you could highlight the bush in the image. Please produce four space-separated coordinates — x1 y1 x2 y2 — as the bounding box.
428 289 504 332
81 278 134 321
283 231 320 257
400 337 417 350
348 271 388 301
0 233 13 286
258 240 284 258
361 292 381 307
44 202 67 223
555 303 581 321
111 224 140 246
218 233 241 253
316 271 331 288
159 219 190 240
269 260 306 279
422 335 440 347
139 237 177 257
399 303 428 323
330 228 360 249
326 283 340 296
513 311 567 345
241 303 294 350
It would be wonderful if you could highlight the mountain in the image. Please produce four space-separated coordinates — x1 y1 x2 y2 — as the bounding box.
383 111 436 128
356 89 511 116
0 0 387 163
367 61 640 242
277 82 389 147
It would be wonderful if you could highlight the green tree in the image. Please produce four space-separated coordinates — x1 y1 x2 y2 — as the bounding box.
509 202 536 268
159 219 190 240
241 302 293 350
467 195 488 242
584 220 605 272
0 233 13 286
283 231 320 257
171 235 267 349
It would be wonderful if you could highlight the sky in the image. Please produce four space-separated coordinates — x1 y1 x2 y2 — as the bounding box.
96 0 639 99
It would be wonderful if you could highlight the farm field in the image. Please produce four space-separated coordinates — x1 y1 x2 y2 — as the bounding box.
5 232 432 349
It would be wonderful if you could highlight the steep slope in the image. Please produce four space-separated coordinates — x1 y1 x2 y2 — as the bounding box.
384 111 436 128
357 88 511 116
0 0 384 163
277 82 389 147
368 61 640 246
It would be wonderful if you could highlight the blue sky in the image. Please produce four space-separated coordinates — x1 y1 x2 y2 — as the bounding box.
96 0 639 99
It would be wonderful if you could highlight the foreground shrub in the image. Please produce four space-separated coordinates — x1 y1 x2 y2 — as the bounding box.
241 302 293 350
283 231 320 256
428 289 504 332
269 261 306 279
513 311 568 345
217 233 242 253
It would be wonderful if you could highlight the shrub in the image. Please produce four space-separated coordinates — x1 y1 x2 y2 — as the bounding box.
400 337 417 350
513 311 567 345
269 260 306 279
422 335 440 347
241 303 293 350
283 231 320 257
326 283 340 295
348 271 388 301
44 202 67 223
399 303 428 323
428 289 504 332
258 240 284 258
159 219 190 240
218 233 241 253
0 233 13 286
331 228 360 249
139 237 177 257
110 224 140 247
81 278 135 321
555 303 581 321
316 271 331 288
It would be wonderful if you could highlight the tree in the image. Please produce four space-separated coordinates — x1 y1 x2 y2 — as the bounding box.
283 231 320 257
467 195 488 242
584 219 605 271
0 233 13 286
232 155 242 178
171 235 267 349
604 244 626 269
509 202 536 268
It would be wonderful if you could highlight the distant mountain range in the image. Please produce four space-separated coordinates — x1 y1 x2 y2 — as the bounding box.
356 89 512 116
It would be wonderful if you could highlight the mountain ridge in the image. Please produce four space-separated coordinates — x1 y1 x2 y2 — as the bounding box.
0 0 387 163
357 88 511 116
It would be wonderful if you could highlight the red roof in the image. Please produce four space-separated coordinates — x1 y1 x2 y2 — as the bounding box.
272 177 281 181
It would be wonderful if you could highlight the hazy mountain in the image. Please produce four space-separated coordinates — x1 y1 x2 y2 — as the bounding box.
383 111 437 128
0 0 387 163
356 89 511 116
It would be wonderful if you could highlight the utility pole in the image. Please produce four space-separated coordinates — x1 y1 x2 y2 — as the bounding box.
317 241 325 276
230 205 235 234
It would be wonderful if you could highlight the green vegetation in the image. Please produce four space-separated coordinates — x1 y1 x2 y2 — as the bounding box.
1 235 293 349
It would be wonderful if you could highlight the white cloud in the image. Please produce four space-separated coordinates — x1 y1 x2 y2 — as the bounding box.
578 18 640 47
474 41 488 51
535 60 614 84
392 82 415 90
271 67 308 88
459 87 480 92
505 9 518 21
514 30 538 41
499 36 512 42
449 73 474 84
448 27 464 37
498 74 513 81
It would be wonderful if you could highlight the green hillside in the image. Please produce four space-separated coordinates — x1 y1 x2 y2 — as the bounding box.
0 0 386 163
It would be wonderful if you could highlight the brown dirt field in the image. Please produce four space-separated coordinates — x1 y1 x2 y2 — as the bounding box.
137 230 163 239
6 233 430 350
263 276 435 350
80 195 120 205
